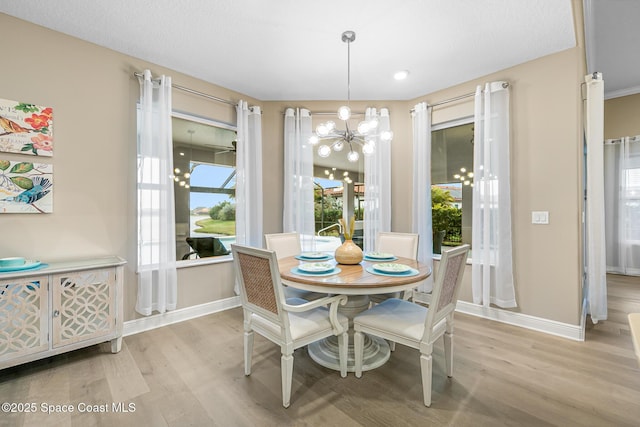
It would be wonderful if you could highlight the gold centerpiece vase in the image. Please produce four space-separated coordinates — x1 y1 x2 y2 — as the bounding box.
334 217 363 265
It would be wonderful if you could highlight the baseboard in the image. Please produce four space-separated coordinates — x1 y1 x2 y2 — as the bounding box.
123 296 241 337
579 293 588 341
455 300 584 341
122 295 583 341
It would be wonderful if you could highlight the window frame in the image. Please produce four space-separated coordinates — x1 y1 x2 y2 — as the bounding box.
172 111 238 268
431 115 474 262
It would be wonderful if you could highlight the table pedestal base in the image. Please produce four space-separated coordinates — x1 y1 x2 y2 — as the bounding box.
308 334 390 373
307 294 390 372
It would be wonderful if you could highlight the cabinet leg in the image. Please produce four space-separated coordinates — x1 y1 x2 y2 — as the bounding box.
110 336 122 353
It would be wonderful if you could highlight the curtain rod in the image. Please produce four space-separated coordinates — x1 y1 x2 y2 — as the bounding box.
134 71 237 107
281 110 366 116
410 82 511 113
408 92 474 113
311 111 365 116
430 92 475 108
604 135 640 144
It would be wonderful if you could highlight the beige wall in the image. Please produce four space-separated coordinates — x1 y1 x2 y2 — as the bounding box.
605 93 640 139
0 14 261 321
402 45 586 324
2 2 587 327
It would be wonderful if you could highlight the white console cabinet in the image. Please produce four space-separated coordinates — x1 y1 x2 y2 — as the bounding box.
0 256 126 370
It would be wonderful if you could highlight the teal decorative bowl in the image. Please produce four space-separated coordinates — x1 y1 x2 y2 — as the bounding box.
0 257 26 268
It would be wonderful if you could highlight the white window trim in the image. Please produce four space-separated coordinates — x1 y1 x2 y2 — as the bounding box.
431 115 474 131
178 254 233 269
173 110 236 132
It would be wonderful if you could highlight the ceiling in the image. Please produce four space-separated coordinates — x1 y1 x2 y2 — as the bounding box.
0 0 579 101
583 0 640 99
1 1 637 101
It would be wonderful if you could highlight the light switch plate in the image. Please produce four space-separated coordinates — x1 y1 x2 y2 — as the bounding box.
532 211 549 224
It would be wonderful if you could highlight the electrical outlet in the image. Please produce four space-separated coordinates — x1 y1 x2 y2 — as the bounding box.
531 211 549 224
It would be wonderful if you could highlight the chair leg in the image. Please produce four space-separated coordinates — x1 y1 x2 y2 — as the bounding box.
281 352 294 408
354 331 364 378
244 330 254 376
420 352 433 407
338 331 348 378
444 330 453 377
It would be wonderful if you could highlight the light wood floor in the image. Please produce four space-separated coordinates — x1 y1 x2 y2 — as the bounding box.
1 274 639 427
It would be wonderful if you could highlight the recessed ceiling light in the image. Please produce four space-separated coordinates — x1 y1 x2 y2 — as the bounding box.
394 70 409 80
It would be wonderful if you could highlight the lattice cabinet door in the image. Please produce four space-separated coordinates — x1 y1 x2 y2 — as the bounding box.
51 268 116 348
0 276 49 363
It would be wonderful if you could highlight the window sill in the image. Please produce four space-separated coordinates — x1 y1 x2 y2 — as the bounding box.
177 254 233 269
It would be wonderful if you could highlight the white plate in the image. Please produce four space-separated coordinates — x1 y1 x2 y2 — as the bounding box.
366 252 395 259
373 263 411 274
299 252 327 259
297 262 334 273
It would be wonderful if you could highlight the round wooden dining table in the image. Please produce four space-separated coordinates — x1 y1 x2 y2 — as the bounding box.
278 255 432 373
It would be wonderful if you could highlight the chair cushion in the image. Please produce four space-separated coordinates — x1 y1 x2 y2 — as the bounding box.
355 298 427 342
289 307 348 340
251 307 348 341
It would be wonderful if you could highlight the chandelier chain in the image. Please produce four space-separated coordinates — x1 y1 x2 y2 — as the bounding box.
346 34 351 108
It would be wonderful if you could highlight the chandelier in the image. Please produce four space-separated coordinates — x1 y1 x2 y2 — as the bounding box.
309 30 393 163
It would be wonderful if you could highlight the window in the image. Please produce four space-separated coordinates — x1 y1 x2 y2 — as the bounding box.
431 119 474 252
172 113 237 262
313 161 364 249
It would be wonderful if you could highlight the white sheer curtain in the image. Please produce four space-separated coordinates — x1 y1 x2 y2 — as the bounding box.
604 136 640 276
584 73 607 322
283 108 315 251
363 108 392 252
235 100 263 249
471 81 517 308
136 69 177 316
411 102 434 293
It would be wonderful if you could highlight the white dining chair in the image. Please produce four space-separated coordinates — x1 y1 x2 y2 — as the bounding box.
354 244 470 407
264 232 301 258
368 232 419 305
232 244 348 408
264 232 326 301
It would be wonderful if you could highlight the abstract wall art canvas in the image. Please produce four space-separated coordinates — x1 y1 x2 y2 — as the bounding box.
0 98 53 157
0 160 53 213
